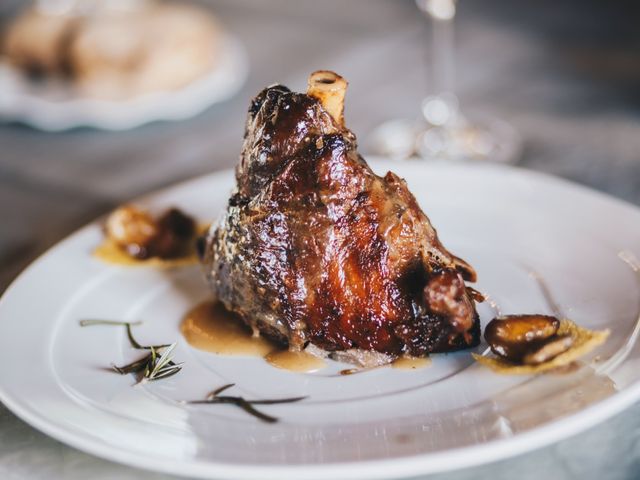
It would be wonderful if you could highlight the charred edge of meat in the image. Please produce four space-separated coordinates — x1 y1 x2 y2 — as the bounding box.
203 71 482 361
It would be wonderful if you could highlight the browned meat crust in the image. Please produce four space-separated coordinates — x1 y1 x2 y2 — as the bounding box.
202 79 481 362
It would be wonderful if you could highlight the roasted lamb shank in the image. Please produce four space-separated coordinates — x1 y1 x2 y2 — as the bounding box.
202 71 481 366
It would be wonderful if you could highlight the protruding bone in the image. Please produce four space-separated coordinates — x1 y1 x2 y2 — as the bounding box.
307 70 347 126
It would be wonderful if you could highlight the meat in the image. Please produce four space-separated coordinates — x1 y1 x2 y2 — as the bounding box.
202 71 481 366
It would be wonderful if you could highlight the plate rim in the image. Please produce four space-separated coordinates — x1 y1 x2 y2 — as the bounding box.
2 160 640 479
1 379 640 480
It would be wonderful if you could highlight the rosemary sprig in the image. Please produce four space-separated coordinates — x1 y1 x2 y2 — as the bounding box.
81 320 307 421
80 319 182 382
187 383 307 423
111 346 183 383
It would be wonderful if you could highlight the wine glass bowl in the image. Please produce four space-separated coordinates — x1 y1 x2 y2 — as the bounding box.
369 0 522 163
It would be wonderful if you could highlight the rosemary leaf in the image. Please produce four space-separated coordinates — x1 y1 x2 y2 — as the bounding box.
236 398 278 423
142 347 158 380
112 354 151 375
148 343 176 377
138 343 183 383
150 362 184 380
248 396 307 405
208 383 235 399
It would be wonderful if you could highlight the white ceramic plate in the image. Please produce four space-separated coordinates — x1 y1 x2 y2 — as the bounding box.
0 33 248 131
1 160 640 480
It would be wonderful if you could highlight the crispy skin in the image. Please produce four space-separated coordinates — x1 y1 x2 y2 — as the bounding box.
203 84 481 360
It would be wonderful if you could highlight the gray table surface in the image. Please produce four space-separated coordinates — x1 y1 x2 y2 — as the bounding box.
1 0 639 478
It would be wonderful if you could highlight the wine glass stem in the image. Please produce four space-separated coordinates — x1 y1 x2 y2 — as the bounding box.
430 14 455 98
422 0 459 125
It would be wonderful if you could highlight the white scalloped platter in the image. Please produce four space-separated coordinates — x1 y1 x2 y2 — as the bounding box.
1 159 640 479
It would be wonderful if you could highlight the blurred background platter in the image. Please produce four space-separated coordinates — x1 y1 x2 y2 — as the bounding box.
0 32 248 131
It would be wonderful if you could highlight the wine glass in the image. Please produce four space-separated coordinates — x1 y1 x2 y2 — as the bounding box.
369 0 522 163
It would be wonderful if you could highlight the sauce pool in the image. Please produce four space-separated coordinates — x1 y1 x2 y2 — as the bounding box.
181 301 273 356
181 301 326 373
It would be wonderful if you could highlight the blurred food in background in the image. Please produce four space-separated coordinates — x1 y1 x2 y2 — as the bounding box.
3 4 74 77
3 0 222 99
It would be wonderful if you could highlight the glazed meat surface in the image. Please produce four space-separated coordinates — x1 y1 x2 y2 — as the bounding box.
203 71 481 364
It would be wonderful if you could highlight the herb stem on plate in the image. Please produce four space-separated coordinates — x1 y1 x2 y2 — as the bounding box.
187 383 307 423
79 319 142 327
